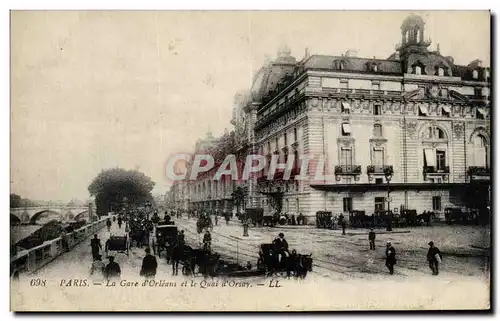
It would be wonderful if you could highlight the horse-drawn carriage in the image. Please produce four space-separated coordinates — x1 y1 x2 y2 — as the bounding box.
155 225 178 258
444 207 479 225
256 243 313 278
105 235 129 256
316 211 333 229
246 208 264 227
401 209 419 226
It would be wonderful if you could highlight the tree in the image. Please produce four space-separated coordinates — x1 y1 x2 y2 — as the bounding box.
10 194 22 208
88 168 156 216
231 186 247 214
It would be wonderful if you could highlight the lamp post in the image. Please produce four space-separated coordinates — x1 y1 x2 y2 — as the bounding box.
385 171 393 232
122 197 129 233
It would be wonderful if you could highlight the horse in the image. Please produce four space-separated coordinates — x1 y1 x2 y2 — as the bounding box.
183 246 220 277
294 254 313 278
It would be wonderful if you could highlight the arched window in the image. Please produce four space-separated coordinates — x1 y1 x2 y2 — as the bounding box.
372 64 378 72
338 61 346 70
424 126 446 140
437 67 445 76
415 28 421 43
373 124 382 137
415 66 422 75
472 135 488 167
472 70 479 79
436 127 445 139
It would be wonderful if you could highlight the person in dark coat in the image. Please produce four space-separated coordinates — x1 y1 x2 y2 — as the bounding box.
105 256 121 280
385 241 396 275
339 214 346 235
203 230 212 251
90 234 102 260
272 233 289 265
427 241 442 275
140 248 158 279
177 230 185 245
117 216 123 229
368 228 376 250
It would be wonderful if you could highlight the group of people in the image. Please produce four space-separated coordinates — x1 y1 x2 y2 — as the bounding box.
89 234 121 280
368 229 443 275
90 231 159 280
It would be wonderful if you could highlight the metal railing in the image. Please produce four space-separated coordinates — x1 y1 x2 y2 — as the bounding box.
10 216 109 275
366 165 393 174
334 165 362 175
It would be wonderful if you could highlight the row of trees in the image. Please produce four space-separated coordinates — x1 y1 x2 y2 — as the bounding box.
88 168 156 215
10 194 41 208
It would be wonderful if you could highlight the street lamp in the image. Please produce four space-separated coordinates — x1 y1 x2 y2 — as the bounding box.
384 170 393 232
122 197 129 233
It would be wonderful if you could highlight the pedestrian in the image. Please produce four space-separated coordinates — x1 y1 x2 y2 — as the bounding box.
61 231 69 252
385 241 396 275
339 214 346 235
140 248 158 279
117 216 123 229
106 218 112 232
90 234 102 260
369 228 376 250
104 256 121 280
427 241 442 275
214 213 218 226
89 254 106 282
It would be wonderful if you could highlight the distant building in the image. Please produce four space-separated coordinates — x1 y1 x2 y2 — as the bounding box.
172 14 491 222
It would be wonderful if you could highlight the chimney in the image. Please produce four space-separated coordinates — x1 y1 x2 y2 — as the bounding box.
304 47 310 59
344 49 358 57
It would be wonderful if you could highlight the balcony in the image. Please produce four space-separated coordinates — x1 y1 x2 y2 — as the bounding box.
335 165 362 175
423 166 450 175
468 166 490 177
367 165 393 175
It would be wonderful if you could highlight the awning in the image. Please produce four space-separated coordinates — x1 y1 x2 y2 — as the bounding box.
419 105 429 115
477 107 487 116
342 102 351 110
342 123 351 134
442 105 451 113
424 149 436 167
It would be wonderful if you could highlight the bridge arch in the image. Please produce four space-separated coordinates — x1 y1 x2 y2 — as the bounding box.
74 210 89 221
30 210 63 225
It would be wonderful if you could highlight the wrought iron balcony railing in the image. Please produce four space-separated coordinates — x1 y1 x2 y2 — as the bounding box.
468 166 490 176
335 165 362 175
423 166 450 174
367 165 393 175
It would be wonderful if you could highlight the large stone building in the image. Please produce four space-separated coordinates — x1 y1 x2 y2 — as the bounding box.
172 14 491 223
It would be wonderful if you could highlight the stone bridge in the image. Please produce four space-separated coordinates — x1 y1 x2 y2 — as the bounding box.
10 206 90 225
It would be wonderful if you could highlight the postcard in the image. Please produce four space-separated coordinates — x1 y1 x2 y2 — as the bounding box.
10 10 491 311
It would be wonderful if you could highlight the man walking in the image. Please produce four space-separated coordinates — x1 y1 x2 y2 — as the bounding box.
104 256 121 280
140 248 158 279
427 241 442 275
368 228 376 250
385 241 396 275
90 234 102 260
339 214 346 235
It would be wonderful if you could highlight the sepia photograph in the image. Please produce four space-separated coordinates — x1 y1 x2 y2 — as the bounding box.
9 10 491 311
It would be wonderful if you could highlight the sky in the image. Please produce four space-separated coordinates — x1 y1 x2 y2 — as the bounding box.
10 11 490 201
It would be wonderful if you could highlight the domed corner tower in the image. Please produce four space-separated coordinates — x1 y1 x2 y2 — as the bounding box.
398 14 431 57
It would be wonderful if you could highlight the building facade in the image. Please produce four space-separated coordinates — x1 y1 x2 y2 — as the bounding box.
172 14 491 223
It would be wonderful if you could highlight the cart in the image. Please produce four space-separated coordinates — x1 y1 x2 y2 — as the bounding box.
105 235 129 256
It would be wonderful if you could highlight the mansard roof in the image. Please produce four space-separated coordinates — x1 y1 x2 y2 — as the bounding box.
302 54 402 75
